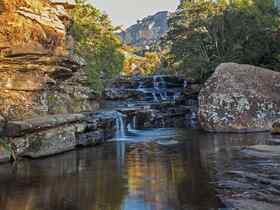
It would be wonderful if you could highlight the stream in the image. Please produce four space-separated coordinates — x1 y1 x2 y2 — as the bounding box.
0 76 272 210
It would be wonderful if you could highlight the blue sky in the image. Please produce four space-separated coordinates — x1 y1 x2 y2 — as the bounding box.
89 0 179 28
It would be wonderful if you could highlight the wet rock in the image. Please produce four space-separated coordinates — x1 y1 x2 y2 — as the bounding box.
268 138 280 145
215 143 280 210
243 145 280 157
108 76 139 89
104 88 142 100
199 63 280 133
272 120 280 135
223 199 280 210
0 112 116 160
0 115 5 134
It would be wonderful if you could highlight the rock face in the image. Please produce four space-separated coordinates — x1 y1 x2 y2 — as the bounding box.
199 63 280 132
0 0 109 162
119 11 169 48
0 0 97 121
0 113 115 159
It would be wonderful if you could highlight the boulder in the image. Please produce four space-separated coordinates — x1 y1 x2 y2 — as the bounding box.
199 63 280 132
272 120 280 135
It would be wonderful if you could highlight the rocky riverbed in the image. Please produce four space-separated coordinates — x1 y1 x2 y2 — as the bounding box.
213 136 280 210
198 63 280 210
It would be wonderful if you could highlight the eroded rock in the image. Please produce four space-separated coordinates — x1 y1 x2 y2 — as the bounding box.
0 0 105 162
199 63 280 132
2 113 116 159
0 0 97 120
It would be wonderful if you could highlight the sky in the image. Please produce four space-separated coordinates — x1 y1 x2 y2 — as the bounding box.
89 0 180 28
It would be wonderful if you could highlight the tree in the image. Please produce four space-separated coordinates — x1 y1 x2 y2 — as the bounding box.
164 0 280 82
70 0 124 94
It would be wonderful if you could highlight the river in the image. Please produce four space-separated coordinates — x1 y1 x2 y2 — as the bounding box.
0 126 269 210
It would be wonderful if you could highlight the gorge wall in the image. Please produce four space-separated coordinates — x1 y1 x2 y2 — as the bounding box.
0 0 115 162
0 0 98 121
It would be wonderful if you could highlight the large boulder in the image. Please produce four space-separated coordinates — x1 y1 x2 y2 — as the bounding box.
199 63 280 132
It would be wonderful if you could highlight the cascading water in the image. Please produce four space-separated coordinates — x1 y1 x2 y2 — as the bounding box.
136 75 187 103
115 112 126 139
152 92 159 102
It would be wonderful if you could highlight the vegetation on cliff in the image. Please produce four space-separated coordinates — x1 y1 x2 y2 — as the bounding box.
122 45 162 76
70 0 124 94
164 0 280 82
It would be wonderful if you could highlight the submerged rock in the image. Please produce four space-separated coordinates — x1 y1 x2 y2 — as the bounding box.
243 145 280 157
199 63 280 133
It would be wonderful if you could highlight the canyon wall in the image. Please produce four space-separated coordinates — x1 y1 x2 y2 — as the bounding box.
0 0 115 162
0 0 98 121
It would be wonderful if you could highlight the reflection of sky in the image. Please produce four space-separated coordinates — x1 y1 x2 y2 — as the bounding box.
89 0 180 28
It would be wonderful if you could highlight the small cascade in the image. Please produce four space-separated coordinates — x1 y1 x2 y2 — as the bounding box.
115 112 126 139
153 75 168 102
135 75 188 103
159 91 168 101
152 92 159 102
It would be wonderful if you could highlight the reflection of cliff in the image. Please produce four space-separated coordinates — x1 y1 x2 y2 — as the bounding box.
0 130 266 210
0 145 127 210
119 11 169 48
125 142 220 209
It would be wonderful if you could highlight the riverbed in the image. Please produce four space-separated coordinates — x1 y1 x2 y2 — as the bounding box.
0 127 270 210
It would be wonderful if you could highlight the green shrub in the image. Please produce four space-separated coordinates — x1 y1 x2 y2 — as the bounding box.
164 0 280 82
70 0 124 94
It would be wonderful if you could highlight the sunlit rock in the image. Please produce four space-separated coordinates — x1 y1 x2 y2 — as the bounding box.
199 63 280 132
0 0 96 120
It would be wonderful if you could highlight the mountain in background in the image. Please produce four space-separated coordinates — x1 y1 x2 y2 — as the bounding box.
119 11 170 49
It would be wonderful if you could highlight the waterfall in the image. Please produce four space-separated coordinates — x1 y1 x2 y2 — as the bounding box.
152 92 159 102
115 112 126 139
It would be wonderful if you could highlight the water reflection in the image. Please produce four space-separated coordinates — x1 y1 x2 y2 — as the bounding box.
0 129 270 210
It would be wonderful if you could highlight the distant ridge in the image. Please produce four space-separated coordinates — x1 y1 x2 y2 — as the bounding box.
119 11 170 49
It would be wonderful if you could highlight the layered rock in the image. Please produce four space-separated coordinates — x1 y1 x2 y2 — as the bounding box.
199 63 280 132
0 113 115 160
0 0 107 162
0 0 97 120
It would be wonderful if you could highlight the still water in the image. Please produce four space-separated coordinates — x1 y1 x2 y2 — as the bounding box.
0 128 269 210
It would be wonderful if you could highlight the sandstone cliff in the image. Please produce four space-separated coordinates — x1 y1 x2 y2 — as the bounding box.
0 0 97 121
0 0 115 162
